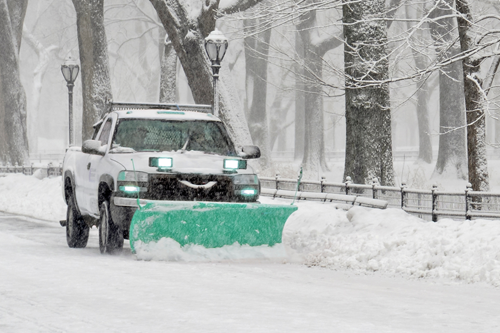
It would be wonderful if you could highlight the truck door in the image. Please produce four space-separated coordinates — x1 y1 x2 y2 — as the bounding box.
86 117 114 215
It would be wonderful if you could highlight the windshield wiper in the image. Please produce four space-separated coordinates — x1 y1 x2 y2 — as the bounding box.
179 132 190 153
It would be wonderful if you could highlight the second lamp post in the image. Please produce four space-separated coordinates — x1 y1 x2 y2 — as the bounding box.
204 29 228 117
61 56 79 146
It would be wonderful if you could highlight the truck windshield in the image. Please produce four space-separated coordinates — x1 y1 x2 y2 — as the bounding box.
111 119 237 156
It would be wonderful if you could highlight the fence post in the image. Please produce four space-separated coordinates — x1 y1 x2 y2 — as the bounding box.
345 176 352 195
432 184 438 222
465 182 472 220
372 177 379 199
400 182 406 209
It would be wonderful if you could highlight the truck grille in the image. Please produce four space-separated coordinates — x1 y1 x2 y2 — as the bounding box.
147 174 233 201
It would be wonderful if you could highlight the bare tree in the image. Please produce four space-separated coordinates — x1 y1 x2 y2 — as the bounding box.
244 7 272 167
405 1 433 163
72 0 113 141
149 0 262 147
0 0 29 165
22 26 58 155
456 0 499 191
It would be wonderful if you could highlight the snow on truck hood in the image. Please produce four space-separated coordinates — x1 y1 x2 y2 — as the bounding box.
109 150 254 175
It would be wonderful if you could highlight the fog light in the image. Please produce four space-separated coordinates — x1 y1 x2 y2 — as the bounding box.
120 186 140 193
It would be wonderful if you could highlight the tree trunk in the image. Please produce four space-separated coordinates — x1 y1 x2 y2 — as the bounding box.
297 8 331 179
149 0 253 147
22 27 58 156
405 2 432 163
343 0 394 186
294 30 305 161
6 0 27 53
244 15 271 167
429 0 467 179
72 0 113 141
159 33 177 103
0 0 29 165
456 0 490 191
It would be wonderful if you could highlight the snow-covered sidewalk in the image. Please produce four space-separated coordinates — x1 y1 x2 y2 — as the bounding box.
1 173 500 286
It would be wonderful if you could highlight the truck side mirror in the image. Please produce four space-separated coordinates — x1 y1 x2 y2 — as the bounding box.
239 145 261 159
82 140 106 156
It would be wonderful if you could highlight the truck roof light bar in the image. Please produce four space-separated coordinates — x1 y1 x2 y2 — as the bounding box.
110 102 212 114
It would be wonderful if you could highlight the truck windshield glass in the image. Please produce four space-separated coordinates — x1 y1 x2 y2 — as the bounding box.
111 119 237 156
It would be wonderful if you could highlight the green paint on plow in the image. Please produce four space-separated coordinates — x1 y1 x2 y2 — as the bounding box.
129 201 298 253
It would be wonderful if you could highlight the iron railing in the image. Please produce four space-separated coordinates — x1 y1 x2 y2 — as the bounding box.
260 175 500 221
0 162 62 177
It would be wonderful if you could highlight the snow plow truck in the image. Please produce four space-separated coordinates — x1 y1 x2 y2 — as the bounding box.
61 102 297 254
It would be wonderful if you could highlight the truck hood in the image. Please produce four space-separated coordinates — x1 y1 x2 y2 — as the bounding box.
108 150 253 175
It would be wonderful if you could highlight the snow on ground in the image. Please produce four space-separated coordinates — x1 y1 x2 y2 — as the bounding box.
2 173 500 287
0 173 66 221
2 214 499 332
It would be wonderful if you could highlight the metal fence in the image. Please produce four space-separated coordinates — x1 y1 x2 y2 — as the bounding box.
0 163 62 177
260 175 500 221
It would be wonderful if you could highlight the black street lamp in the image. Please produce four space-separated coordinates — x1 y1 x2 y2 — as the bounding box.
61 56 79 146
204 29 228 117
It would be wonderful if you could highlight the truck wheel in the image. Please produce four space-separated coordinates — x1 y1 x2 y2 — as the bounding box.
66 195 89 248
99 201 124 254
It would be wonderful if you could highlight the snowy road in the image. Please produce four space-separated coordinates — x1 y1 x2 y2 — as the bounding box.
1 212 500 332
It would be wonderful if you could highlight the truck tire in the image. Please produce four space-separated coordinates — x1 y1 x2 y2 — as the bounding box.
66 195 89 248
99 201 124 254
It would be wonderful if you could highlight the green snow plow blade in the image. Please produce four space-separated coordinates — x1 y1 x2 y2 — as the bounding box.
129 201 297 253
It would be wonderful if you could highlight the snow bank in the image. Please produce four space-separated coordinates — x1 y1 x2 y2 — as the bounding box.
134 238 287 262
0 173 66 221
283 204 500 285
2 173 500 286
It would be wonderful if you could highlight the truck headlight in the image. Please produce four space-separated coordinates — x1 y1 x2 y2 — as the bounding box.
118 171 149 182
233 174 258 184
233 174 259 199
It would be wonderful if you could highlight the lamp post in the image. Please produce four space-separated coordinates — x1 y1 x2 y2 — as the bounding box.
61 56 80 146
204 29 228 117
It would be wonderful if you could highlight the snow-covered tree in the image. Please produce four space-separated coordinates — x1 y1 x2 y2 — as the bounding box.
159 33 177 103
0 0 29 165
343 0 395 185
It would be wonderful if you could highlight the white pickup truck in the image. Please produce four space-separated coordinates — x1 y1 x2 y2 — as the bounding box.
61 102 261 253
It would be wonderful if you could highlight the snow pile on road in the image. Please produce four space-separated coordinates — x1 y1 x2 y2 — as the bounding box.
134 238 286 262
283 203 500 285
0 174 65 221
